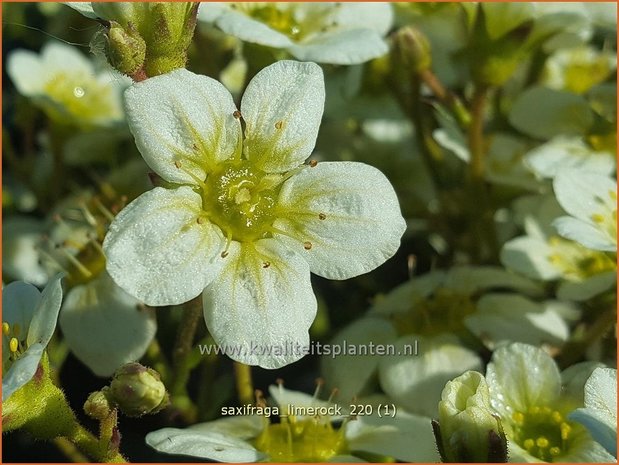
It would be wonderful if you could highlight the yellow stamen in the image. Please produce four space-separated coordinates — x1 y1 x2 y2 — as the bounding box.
9 337 19 353
2 322 10 336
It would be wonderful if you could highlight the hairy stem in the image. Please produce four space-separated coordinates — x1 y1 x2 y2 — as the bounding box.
233 361 254 406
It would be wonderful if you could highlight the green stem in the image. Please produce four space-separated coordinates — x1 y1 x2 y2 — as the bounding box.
419 68 471 128
197 343 220 421
233 361 254 406
145 339 171 385
65 423 126 463
53 437 89 463
171 296 203 395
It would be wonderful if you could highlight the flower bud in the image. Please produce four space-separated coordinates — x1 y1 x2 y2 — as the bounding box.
433 371 507 462
108 363 168 417
391 26 432 74
106 21 146 76
83 389 113 420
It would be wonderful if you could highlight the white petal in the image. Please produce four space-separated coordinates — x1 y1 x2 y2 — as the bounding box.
26 273 63 347
326 3 393 35
553 216 616 251
1 217 48 287
189 415 264 440
500 236 561 280
6 50 45 96
124 68 242 184
241 60 325 173
40 42 94 76
274 162 406 280
103 187 226 306
378 334 482 418
64 2 97 19
146 427 265 462
509 86 593 139
346 412 440 462
2 281 41 335
59 272 156 377
321 317 397 401
486 343 561 418
553 169 617 222
2 343 44 402
465 294 569 349
290 29 388 65
202 7 294 48
557 271 617 301
202 238 316 369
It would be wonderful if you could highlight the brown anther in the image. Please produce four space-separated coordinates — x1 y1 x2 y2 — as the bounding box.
303 241 312 250
262 261 270 268
221 251 229 258
318 213 326 220
315 377 325 386
276 378 284 386
197 217 206 224
309 159 318 167
233 110 242 119
174 160 182 169
275 120 284 129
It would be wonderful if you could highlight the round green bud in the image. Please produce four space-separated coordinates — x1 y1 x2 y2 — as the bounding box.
83 389 113 420
391 26 432 74
106 21 147 76
109 363 168 418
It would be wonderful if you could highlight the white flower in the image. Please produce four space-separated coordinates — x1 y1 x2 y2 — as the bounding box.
103 61 406 369
501 194 616 301
542 46 617 95
2 217 48 286
2 275 63 401
553 169 617 252
570 367 617 458
145 384 439 462
198 3 393 65
525 136 616 179
6 42 127 128
486 343 615 462
322 266 573 416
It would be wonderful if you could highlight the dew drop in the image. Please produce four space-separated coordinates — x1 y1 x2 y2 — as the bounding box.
73 86 85 98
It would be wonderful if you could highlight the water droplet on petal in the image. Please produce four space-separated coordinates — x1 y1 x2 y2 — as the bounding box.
73 86 85 98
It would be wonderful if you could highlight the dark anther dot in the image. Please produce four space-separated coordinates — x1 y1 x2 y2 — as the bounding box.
221 251 229 258
262 262 271 268
233 110 242 119
318 213 326 220
275 120 284 129
304 241 312 250
309 160 318 167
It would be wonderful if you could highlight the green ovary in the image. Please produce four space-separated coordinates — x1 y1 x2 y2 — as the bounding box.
202 160 280 242
254 417 346 462
510 406 577 462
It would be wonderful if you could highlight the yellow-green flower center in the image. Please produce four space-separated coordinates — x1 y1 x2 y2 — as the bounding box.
253 416 346 462
548 236 616 280
392 289 477 337
43 72 119 126
510 406 576 462
201 160 281 242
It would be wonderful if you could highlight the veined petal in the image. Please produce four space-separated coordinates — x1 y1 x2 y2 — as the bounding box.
274 162 406 280
146 427 265 462
103 187 226 306
2 343 44 402
2 282 41 337
26 273 63 348
241 60 325 173
124 68 242 184
199 5 294 48
486 343 561 418
290 29 389 65
59 272 156 377
202 238 316 369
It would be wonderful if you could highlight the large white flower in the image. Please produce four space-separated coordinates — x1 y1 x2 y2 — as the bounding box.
145 384 439 462
6 42 127 128
103 61 406 369
2 275 63 401
198 3 393 65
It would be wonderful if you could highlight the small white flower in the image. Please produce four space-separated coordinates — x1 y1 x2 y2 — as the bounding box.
198 3 393 65
6 42 127 128
553 169 617 252
525 136 616 179
543 46 617 95
486 343 615 462
145 384 439 462
501 194 616 301
103 61 406 369
570 367 617 458
2 275 63 401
